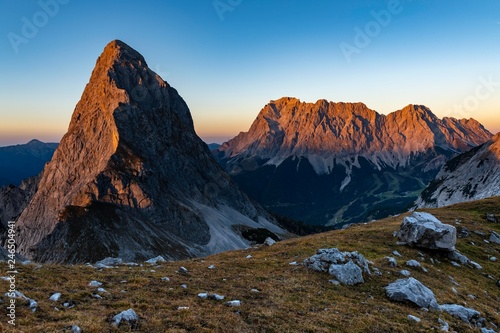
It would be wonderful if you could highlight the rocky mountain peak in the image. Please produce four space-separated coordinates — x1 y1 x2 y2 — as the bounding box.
15 40 284 263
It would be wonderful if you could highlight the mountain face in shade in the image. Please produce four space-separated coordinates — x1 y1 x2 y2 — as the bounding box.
0 140 58 187
15 40 285 263
215 98 492 226
416 133 500 208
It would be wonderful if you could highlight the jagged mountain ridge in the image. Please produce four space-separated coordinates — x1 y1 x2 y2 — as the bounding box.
416 133 500 208
215 98 492 226
218 98 490 174
15 40 285 263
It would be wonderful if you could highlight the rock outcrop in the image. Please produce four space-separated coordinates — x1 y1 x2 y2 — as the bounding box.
215 98 491 226
416 133 500 208
15 40 285 263
398 212 456 251
385 277 439 309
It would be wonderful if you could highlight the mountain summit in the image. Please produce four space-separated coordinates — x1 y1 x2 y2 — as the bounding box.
215 98 491 226
16 40 285 263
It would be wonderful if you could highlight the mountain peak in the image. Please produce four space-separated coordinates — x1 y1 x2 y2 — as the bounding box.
100 39 147 66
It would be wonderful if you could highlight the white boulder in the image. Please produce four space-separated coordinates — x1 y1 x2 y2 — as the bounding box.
398 212 456 251
385 277 439 309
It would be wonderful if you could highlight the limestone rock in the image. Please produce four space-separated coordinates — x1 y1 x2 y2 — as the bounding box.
385 277 439 309
113 308 139 327
14 40 285 263
328 260 364 285
417 133 500 208
439 304 480 324
490 231 500 245
398 212 456 250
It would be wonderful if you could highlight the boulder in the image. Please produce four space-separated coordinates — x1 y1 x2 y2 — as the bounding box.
385 277 439 309
328 260 364 285
303 248 371 285
439 304 480 324
95 257 123 268
113 308 139 327
398 212 456 251
485 214 498 223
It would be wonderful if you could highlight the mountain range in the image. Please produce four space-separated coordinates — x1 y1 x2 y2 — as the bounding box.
0 139 57 187
215 98 492 226
13 40 286 263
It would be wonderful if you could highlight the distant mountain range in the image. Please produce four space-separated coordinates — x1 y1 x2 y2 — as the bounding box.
214 98 492 226
0 140 57 187
13 40 286 263
416 132 500 208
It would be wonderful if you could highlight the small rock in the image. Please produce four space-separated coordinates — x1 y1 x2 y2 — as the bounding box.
49 293 61 302
177 306 189 310
392 250 402 257
289 261 299 266
89 280 103 287
490 231 500 244
208 264 215 269
385 277 439 309
386 256 397 267
451 287 457 295
161 277 170 281
246 255 252 259
181 284 188 289
112 308 139 327
450 261 461 268
71 325 82 333
457 226 470 238
92 294 103 299
226 300 241 307
97 287 107 293
399 270 411 277
405 260 421 268
179 266 188 274
474 230 486 236
209 293 225 301
439 304 480 324
198 292 208 299
407 315 421 323
485 214 498 223
264 237 276 246
95 257 123 268
329 279 340 285
145 256 166 265
438 318 449 332
250 288 260 293
490 257 497 262
481 328 497 333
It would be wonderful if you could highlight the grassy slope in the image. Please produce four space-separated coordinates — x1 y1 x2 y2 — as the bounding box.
1 198 499 332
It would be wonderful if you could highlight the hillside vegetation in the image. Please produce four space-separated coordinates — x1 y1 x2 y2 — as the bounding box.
1 197 499 332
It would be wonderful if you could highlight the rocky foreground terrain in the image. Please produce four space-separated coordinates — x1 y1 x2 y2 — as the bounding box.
1 197 498 332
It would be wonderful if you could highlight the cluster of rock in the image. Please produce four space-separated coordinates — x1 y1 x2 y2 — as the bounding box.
303 248 373 285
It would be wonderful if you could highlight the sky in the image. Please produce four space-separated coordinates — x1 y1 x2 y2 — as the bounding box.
0 0 499 146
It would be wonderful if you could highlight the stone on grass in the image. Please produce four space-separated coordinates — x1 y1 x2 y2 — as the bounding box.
226 300 241 307
386 256 397 267
7 290 38 312
145 256 166 264
448 250 482 269
490 231 500 245
328 260 364 285
399 270 411 277
89 280 103 287
179 266 188 274
481 328 497 333
95 257 123 268
49 293 61 301
406 260 421 268
439 304 480 324
264 237 276 246
485 214 498 223
72 325 82 333
398 212 456 251
407 315 421 323
113 308 139 327
438 318 449 332
385 277 439 309
303 248 371 285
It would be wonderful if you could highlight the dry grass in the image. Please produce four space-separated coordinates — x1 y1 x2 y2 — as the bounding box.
0 197 499 332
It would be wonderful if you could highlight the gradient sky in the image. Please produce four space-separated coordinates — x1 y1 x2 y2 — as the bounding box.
1 0 499 146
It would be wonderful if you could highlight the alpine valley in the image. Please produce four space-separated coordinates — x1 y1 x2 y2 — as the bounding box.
215 98 492 227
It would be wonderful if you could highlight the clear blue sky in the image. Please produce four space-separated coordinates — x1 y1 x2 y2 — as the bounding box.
1 0 499 146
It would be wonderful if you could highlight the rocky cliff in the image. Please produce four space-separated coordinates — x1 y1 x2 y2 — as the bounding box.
15 40 285 263
215 98 492 226
416 133 500 208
